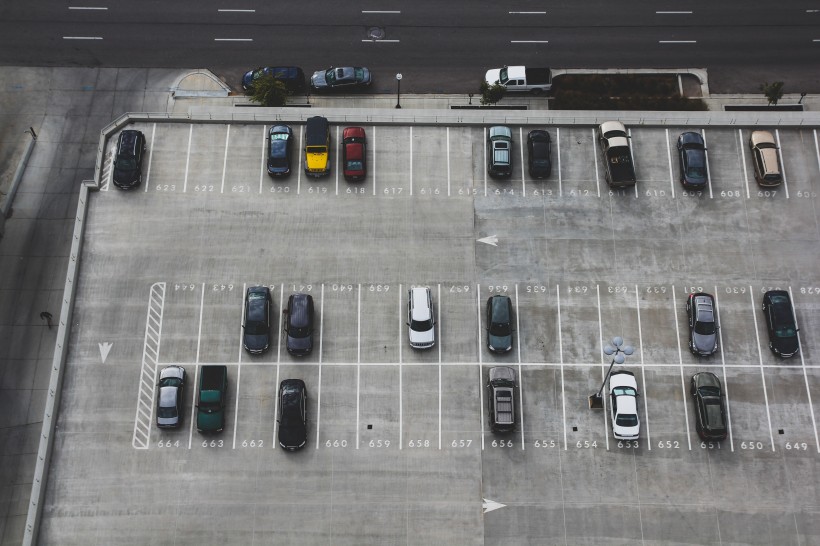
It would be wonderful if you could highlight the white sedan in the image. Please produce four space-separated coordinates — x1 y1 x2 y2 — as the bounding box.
609 370 640 440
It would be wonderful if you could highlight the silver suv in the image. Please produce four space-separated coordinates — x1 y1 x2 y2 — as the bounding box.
748 130 782 186
407 287 435 349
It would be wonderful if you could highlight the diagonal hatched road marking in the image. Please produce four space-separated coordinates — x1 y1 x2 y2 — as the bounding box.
132 282 166 449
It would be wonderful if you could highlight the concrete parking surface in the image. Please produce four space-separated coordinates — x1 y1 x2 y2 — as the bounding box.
36 117 820 544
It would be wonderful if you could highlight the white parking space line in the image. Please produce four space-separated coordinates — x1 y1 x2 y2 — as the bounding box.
558 285 567 450
187 365 199 450
183 124 192 192
438 284 442 449
144 123 156 193
277 284 284 362
701 129 714 199
592 128 601 197
627 128 638 198
335 126 340 196
790 288 820 452
409 127 413 196
316 284 324 449
446 128 451 196
371 126 377 196
221 125 230 194
483 127 488 197
356 283 361 449
520 128 526 195
515 285 525 450
399 285 403 449
749 287 776 451
596 285 610 450
297 125 304 195
714 288 734 451
665 129 675 198
188 283 206 449
272 360 280 449
258 125 266 194
774 129 790 198
477 284 485 449
557 127 562 196
814 130 820 173
670 287 692 450
738 129 751 199
635 286 652 450
232 283 245 449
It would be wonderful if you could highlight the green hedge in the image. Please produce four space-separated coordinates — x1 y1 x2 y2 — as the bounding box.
550 74 707 111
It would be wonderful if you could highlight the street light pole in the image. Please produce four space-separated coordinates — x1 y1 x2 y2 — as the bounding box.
589 336 634 409
395 73 402 109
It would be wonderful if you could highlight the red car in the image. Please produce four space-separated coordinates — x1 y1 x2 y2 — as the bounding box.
342 126 367 181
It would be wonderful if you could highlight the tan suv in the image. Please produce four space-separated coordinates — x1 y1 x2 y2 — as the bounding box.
748 130 782 186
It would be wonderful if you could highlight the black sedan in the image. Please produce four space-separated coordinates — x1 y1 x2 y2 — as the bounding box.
486 295 514 353
156 365 185 428
243 286 272 354
686 292 718 356
267 125 293 177
310 67 371 91
762 290 799 357
278 379 307 451
113 129 146 190
526 130 552 178
690 372 728 440
676 132 708 189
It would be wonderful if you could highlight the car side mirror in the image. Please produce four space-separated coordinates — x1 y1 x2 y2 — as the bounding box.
405 321 410 326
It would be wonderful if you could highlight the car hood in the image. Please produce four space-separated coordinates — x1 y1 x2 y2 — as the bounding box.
772 335 799 356
409 328 435 346
287 334 313 354
244 334 269 353
156 414 179 427
485 68 502 85
242 70 255 88
311 70 329 88
613 422 640 438
692 332 717 355
113 166 139 185
279 423 307 449
488 333 512 352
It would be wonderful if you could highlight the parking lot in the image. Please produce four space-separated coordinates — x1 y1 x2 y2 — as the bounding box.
41 120 820 544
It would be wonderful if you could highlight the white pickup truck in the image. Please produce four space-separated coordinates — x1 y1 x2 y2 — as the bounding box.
484 66 552 94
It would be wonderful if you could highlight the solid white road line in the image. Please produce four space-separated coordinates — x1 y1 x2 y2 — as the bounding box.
749 287 776 451
659 40 696 44
221 125 230 194
596 285 610 450
316 284 324 449
356 284 361 449
218 9 255 12
335 126 340 196
714 288 734 451
233 283 246 449
297 125 303 194
665 129 675 198
68 6 108 10
63 36 103 40
635 286 652 450
509 11 546 14
272 361 280 449
775 129 790 198
446 127 451 196
438 283 442 449
362 10 400 13
790 287 820 452
671 287 692 449
483 128 488 197
814 130 820 175
183 124 192 192
557 127 562 196
196 283 205 363
409 127 413 195
627 128 638 198
702 128 714 199
511 40 549 43
656 11 692 14
372 126 377 196
277 284 283 362
515 285 525 449
214 38 253 42
187 365 199 449
144 123 156 192
738 129 750 199
399 285 403 449
592 128 601 197
558 285 567 450
259 125 266 193
477 284 485 449
520 128 526 196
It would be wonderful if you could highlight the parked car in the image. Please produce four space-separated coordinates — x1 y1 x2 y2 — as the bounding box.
609 370 640 440
690 372 728 441
156 365 185 429
284 293 315 356
686 292 718 356
748 130 782 186
342 126 367 181
196 365 228 433
304 116 331 177
598 121 636 187
278 379 308 450
243 286 272 354
676 132 708 189
762 290 799 357
487 126 513 177
407 287 435 349
487 367 516 433
486 295 513 353
310 66 371 91
526 129 552 178
242 66 306 93
267 125 293 177
113 129 146 190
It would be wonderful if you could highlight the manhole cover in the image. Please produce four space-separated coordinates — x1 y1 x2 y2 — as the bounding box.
367 27 386 40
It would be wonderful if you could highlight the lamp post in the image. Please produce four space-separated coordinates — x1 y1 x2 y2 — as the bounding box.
589 336 634 409
395 73 402 109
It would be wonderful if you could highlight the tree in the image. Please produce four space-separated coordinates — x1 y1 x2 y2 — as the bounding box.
480 80 506 106
760 81 785 106
249 75 289 107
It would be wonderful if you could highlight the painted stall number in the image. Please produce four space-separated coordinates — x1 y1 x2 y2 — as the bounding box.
724 286 747 294
800 287 820 295
157 440 180 448
368 440 391 448
292 284 312 292
347 187 366 194
526 285 547 293
720 190 741 198
156 184 177 192
270 186 290 193
492 440 514 448
449 285 470 293
646 286 667 294
533 440 557 448
450 439 473 448
241 440 264 448
576 440 598 449
307 186 328 194
740 441 765 450
174 284 196 291
202 440 224 448
368 284 390 292
566 285 589 293
212 284 234 291
488 285 509 293
681 190 704 198
193 185 215 192
408 439 431 448
325 440 348 448
384 188 403 195
618 440 639 449
458 188 478 196
331 284 355 292
657 440 680 449
231 185 251 193
784 442 809 451
700 441 722 450
757 190 777 198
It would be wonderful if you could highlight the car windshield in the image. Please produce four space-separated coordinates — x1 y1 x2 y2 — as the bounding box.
498 68 509 84
532 159 550 167
694 320 715 335
289 325 310 338
612 386 637 396
159 377 181 388
346 160 364 171
699 386 720 397
410 318 433 332
157 406 177 418
775 325 797 338
705 402 725 428
616 413 638 427
489 322 511 336
686 165 706 180
115 157 136 170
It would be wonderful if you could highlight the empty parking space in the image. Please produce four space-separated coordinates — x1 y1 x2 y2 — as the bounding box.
447 126 478 197
360 284 399 363
411 126 449 194
557 126 599 195
520 365 564 445
643 367 691 449
320 284 359 363
516 284 558 364
199 284 243 363
562 366 609 450
232 365 276 449
439 283 476 363
224 124 265 194
147 124 191 193
724 368 773 451
315 365 357 449
160 283 204 364
357 365 401 450
764 367 817 451
401 365 440 449
376 126 411 194
631 127 674 193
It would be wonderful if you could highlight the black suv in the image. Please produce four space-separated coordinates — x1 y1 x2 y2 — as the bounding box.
277 379 307 451
487 367 516 433
526 129 552 178
113 129 146 189
686 292 718 356
267 125 293 177
676 132 708 189
243 286 272 354
284 293 315 356
690 372 727 440
486 295 514 353
762 290 799 357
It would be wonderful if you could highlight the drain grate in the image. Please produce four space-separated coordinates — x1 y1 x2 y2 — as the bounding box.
367 27 386 40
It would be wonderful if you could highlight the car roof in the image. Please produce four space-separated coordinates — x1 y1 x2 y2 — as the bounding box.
528 130 549 142
616 395 638 414
288 294 313 328
410 287 431 321
270 125 292 135
490 296 511 321
343 126 366 139
679 131 704 146
489 366 515 382
751 130 776 146
694 372 721 390
600 120 626 136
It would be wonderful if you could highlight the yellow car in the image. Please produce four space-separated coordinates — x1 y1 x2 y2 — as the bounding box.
304 116 330 177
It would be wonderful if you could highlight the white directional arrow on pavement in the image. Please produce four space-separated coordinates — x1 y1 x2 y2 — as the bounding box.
477 235 498 246
98 342 113 364
482 498 506 514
